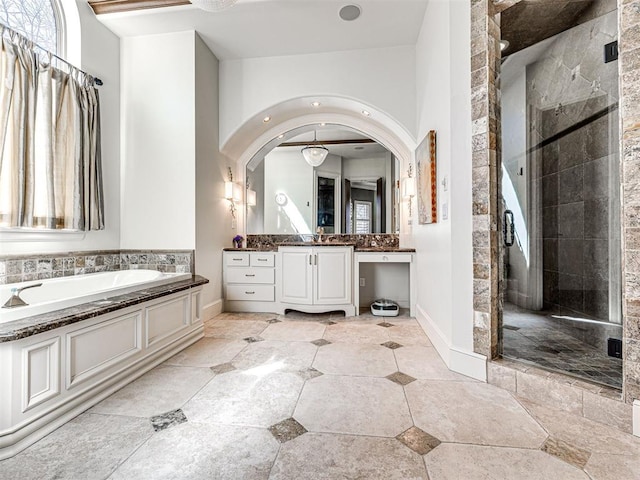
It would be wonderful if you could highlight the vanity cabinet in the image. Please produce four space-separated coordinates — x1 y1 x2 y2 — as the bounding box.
223 251 277 312
279 246 354 314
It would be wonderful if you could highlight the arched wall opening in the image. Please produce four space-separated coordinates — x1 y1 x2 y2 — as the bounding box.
220 97 417 243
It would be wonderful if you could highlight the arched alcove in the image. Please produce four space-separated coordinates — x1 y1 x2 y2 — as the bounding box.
221 96 417 241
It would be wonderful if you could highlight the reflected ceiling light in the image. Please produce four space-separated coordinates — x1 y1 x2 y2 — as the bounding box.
339 4 361 21
361 109 371 117
301 130 329 167
311 101 321 107
500 40 510 51
263 116 271 123
190 0 238 12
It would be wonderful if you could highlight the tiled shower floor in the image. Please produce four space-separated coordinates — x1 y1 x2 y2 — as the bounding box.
502 303 623 388
1 311 638 479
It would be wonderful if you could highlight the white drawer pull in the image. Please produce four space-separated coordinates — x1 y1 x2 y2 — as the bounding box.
246 291 255 295
232 258 243 261
383 256 388 261
257 258 268 262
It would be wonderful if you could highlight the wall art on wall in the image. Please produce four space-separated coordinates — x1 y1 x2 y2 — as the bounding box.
416 130 437 224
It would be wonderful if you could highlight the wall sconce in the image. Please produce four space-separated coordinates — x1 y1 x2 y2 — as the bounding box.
402 163 416 218
225 167 241 219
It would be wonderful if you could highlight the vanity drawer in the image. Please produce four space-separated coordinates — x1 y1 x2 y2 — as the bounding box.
225 253 250 267
226 284 274 302
357 253 413 263
226 268 275 284
250 253 275 267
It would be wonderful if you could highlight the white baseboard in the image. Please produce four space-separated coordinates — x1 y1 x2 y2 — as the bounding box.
415 304 486 382
203 299 223 321
634 400 640 438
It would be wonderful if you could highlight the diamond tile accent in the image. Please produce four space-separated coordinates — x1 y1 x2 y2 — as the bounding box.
268 417 308 443
541 437 591 469
297 367 324 381
311 339 332 347
396 426 441 455
322 320 337 325
244 336 265 343
386 371 416 386
381 341 403 350
150 409 188 432
266 318 281 324
210 362 237 375
377 322 395 328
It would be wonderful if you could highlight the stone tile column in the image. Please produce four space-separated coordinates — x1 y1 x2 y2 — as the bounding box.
470 0 510 358
620 0 640 404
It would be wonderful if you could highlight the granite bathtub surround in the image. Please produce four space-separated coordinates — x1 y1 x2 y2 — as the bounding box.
246 234 400 250
0 275 208 342
0 249 194 285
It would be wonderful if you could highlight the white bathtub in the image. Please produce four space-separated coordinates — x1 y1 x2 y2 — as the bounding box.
0 270 192 323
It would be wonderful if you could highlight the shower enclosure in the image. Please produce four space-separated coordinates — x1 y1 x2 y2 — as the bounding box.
499 4 622 388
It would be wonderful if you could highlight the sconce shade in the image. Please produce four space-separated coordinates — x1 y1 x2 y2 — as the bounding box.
247 189 257 206
224 181 234 200
301 145 329 167
190 0 238 12
402 177 415 198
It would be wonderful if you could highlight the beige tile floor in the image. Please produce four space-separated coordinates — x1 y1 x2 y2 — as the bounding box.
1 311 639 480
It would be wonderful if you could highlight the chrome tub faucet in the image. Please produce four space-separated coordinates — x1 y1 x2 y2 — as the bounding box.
2 283 43 308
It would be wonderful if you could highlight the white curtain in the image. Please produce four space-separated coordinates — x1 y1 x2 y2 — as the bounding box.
0 27 104 230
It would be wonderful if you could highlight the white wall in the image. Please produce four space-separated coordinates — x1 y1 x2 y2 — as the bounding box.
414 0 479 378
120 31 196 249
219 46 417 148
0 0 121 254
195 33 232 318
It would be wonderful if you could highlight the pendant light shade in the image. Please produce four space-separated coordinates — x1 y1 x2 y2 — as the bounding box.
301 130 329 167
190 0 238 12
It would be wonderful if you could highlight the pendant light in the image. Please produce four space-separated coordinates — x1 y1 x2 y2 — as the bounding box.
301 130 329 167
190 0 238 12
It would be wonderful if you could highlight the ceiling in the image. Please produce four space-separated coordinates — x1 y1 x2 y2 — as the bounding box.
92 0 429 60
501 0 615 56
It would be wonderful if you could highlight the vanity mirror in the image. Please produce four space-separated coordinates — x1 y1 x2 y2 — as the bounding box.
246 125 400 235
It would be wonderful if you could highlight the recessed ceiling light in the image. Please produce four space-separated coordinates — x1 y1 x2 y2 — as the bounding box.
311 101 321 107
339 4 361 21
500 40 510 51
278 134 284 139
361 110 370 117
320 122 326 126
263 116 271 123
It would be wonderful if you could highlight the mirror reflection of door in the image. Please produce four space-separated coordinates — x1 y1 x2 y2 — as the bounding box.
316 176 336 233
346 177 385 233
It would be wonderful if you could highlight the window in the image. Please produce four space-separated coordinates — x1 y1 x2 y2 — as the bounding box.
0 0 61 54
354 200 372 234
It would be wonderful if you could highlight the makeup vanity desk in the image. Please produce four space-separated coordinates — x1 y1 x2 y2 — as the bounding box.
353 248 416 317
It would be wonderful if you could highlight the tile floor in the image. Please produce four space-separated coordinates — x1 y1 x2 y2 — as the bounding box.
502 303 623 388
1 311 639 479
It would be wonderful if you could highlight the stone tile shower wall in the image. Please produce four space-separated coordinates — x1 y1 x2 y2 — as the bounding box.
0 250 194 284
620 0 640 404
473 0 640 406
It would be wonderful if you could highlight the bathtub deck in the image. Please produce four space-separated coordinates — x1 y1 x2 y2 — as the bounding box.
0 275 208 342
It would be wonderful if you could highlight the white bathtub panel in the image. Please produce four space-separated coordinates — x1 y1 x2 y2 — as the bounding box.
191 291 202 325
145 294 190 347
66 311 143 389
21 337 60 413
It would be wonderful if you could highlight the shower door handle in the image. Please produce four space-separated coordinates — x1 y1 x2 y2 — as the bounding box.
503 210 515 247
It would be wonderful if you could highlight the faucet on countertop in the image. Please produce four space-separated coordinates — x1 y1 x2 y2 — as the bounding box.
315 226 325 243
2 283 43 308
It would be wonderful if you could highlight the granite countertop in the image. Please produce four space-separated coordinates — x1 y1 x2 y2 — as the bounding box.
355 247 416 252
0 275 209 343
224 245 415 252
